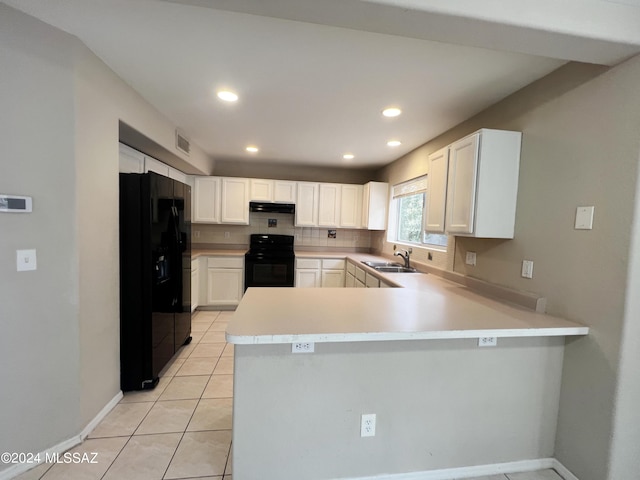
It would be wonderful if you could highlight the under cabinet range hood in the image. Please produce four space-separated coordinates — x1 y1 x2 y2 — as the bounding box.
249 202 295 214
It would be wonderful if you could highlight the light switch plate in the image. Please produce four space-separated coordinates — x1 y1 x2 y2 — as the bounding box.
522 260 534 279
575 206 594 230
17 249 37 271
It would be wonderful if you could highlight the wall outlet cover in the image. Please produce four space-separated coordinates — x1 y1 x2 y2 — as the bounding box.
292 342 315 353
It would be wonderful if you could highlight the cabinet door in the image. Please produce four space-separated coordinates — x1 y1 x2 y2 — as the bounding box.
345 272 355 288
119 143 144 173
274 181 297 203
446 133 480 234
191 269 198 311
221 178 250 224
295 269 321 287
362 182 389 230
340 184 363 228
321 270 345 287
207 268 243 305
250 179 274 201
295 182 319 227
365 272 380 288
194 177 221 223
318 183 341 227
426 147 449 233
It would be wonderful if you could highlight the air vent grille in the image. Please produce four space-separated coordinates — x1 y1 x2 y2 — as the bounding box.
176 130 190 155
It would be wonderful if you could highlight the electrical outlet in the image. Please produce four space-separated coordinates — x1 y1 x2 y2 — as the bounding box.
361 414 376 437
478 337 497 347
465 252 477 266
193 230 200 238
292 342 314 353
522 260 534 278
224 231 230 239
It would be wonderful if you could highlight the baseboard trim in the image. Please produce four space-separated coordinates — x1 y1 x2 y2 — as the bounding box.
0 391 123 480
79 391 123 440
552 459 580 480
345 458 558 480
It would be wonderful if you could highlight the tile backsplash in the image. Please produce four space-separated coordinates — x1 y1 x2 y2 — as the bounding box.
192 212 372 250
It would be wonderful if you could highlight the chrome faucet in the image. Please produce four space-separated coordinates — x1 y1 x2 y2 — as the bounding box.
394 248 411 268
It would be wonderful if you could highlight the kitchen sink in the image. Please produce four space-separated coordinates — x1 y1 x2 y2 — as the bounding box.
361 261 418 273
373 266 418 273
361 261 404 268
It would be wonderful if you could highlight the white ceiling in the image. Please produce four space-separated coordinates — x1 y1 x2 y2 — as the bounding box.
4 0 640 168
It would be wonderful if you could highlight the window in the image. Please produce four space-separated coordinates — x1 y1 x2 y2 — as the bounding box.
390 176 447 249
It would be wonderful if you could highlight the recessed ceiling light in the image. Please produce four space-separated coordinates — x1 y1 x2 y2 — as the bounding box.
382 107 402 118
387 140 402 147
217 90 238 102
343 153 355 160
246 146 259 153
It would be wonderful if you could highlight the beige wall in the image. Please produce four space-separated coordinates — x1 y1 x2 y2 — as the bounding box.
234 337 565 479
376 59 640 479
213 159 377 184
0 5 82 459
0 5 215 473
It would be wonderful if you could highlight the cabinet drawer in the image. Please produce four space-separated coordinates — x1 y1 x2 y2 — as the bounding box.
346 262 356 275
355 267 366 283
322 259 345 270
296 258 321 269
207 256 244 269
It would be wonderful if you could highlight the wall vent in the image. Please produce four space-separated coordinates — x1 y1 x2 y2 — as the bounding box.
176 130 190 156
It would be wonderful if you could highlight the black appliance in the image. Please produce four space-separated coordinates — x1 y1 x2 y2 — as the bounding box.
119 172 192 391
245 234 295 290
249 201 295 214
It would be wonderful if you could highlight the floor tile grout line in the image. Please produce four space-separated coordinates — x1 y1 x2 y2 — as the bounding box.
223 437 233 477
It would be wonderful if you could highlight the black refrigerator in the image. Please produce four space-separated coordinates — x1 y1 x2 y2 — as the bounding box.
119 172 192 391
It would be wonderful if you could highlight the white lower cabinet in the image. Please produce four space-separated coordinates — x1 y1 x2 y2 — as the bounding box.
295 258 321 287
205 256 244 307
365 272 380 288
191 259 199 312
321 259 345 287
296 257 345 287
355 266 366 288
345 261 356 288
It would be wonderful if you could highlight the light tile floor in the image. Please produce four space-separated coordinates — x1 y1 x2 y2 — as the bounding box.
14 310 566 480
16 310 234 480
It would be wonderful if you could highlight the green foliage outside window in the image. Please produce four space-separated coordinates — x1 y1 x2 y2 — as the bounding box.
397 194 424 243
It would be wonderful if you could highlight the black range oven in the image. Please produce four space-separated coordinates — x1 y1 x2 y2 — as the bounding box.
244 234 295 290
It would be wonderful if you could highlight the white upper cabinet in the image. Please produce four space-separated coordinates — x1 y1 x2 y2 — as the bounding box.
250 179 297 203
296 182 319 227
340 184 363 228
274 181 297 203
446 129 521 238
221 177 250 224
362 182 389 230
425 146 450 233
119 143 145 173
249 179 273 201
193 176 221 223
318 183 341 227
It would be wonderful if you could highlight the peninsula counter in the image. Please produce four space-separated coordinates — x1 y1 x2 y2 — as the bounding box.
225 275 587 480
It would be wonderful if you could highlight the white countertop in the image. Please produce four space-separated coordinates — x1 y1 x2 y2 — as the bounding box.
226 271 588 344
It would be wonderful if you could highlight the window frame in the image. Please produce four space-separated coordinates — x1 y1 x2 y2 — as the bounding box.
388 176 448 251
